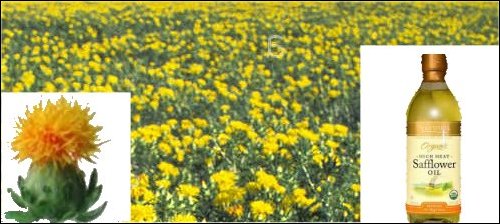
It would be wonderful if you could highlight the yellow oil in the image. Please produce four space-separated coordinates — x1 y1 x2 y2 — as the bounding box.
407 82 461 122
406 82 461 223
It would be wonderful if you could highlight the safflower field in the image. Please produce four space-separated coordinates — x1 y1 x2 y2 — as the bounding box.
1 2 498 222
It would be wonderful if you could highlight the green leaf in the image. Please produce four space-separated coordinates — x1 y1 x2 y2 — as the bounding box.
17 176 25 189
7 188 28 209
60 210 77 221
5 211 37 223
75 201 107 222
441 182 453 191
17 176 36 205
83 185 103 211
88 168 98 193
17 176 28 199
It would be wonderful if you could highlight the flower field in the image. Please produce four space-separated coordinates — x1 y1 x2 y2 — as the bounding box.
1 2 498 222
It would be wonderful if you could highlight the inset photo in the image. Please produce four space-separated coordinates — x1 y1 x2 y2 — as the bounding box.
360 46 499 223
1 93 131 223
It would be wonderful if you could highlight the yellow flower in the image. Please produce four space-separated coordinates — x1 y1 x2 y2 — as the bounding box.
291 101 302 113
220 104 230 113
325 140 340 149
245 181 261 193
255 170 285 194
343 202 354 211
298 128 320 142
229 120 252 132
136 173 150 187
312 153 325 167
107 75 119 84
12 96 103 166
213 186 246 206
250 200 274 220
293 188 316 208
155 179 171 189
72 82 82 91
131 186 155 203
171 213 197 222
309 203 322 213
157 162 180 177
270 91 285 102
219 115 230 123
131 204 157 222
226 204 244 218
327 175 336 184
319 123 349 137
40 64 53 76
193 118 208 128
194 135 211 148
188 63 204 75
20 71 36 89
351 183 360 193
12 82 24 92
158 142 172 154
158 87 175 99
217 133 230 145
182 135 193 147
149 99 159 110
330 78 340 86
328 90 341 98
177 184 200 199
176 149 185 162
293 188 307 197
281 194 294 213
211 170 237 190
262 140 279 156
279 149 292 160
181 119 193 130
133 114 141 123
297 75 312 88
237 145 248 154
166 106 174 113
43 82 57 92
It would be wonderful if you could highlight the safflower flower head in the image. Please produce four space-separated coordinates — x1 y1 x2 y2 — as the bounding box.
5 96 107 223
171 213 197 222
250 200 274 220
12 96 104 166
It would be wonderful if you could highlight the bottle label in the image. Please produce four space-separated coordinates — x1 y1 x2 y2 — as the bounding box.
406 122 461 215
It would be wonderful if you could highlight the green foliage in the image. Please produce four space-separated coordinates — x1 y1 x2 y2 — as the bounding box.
5 164 106 223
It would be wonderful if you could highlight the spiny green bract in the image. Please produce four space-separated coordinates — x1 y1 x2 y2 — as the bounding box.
6 163 107 223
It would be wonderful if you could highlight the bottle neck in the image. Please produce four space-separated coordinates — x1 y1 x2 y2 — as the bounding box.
419 81 449 90
423 71 446 82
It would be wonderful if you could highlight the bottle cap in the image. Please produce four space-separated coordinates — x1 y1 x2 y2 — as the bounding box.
422 54 447 81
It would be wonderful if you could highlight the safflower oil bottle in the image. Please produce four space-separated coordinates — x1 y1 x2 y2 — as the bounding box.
406 54 461 223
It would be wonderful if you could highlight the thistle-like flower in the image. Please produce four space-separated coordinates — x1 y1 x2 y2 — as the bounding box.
5 96 107 223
